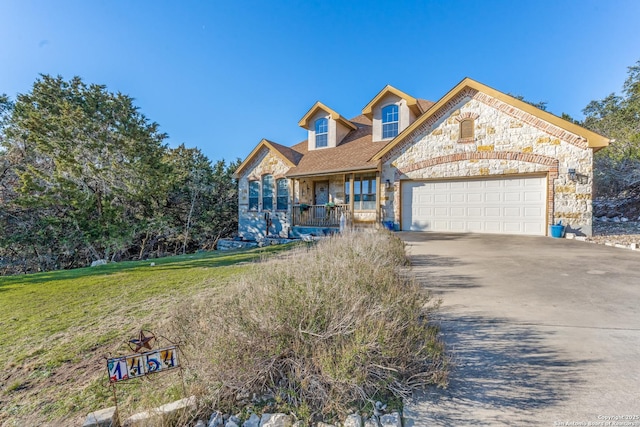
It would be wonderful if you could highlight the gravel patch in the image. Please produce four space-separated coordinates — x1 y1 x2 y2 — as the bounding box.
587 221 640 247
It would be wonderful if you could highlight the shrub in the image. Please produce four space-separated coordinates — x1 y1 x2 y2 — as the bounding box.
174 231 447 421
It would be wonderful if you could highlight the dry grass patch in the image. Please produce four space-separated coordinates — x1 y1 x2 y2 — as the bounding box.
174 231 448 422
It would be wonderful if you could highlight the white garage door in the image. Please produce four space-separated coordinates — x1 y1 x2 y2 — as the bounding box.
401 176 547 235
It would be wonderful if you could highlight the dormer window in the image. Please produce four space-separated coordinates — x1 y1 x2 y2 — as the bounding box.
382 105 399 139
299 102 357 151
363 86 422 142
315 118 328 148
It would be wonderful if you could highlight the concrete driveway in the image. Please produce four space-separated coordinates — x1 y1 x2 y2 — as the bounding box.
400 232 640 426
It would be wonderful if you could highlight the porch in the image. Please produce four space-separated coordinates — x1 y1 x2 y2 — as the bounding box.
292 203 350 227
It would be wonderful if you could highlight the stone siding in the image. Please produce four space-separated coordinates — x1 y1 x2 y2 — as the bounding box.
237 147 292 240
382 92 594 235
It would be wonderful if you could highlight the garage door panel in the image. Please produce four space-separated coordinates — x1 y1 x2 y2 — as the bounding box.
503 207 522 217
402 176 546 236
467 193 483 203
524 223 544 233
433 207 447 216
450 207 465 216
433 220 450 229
484 207 501 217
524 207 543 217
504 180 523 188
467 207 482 216
417 206 432 214
417 194 432 204
451 193 465 203
504 222 523 232
504 192 521 202
434 182 448 190
450 221 466 231
485 192 501 202
467 221 483 232
484 222 502 232
524 191 543 202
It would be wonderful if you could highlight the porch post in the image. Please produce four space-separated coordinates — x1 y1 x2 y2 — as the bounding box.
375 171 381 224
290 178 296 227
349 173 355 224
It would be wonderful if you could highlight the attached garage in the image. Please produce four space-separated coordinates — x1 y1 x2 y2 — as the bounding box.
401 175 547 235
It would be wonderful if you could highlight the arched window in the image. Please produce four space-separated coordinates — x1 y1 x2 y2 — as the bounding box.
262 175 274 210
315 118 328 148
382 104 399 139
276 178 288 210
248 181 260 211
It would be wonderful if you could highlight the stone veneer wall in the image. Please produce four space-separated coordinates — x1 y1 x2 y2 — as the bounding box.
381 91 594 235
238 147 292 240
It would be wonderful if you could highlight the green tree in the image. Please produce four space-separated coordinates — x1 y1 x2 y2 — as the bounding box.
1 75 168 270
162 144 215 254
1 75 243 274
583 60 640 196
162 145 239 254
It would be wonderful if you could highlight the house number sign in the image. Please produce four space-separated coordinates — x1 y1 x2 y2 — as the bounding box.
106 330 180 383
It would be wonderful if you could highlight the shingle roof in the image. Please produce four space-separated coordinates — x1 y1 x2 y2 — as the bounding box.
286 115 383 177
266 140 304 165
235 97 435 179
284 102 433 177
417 98 435 112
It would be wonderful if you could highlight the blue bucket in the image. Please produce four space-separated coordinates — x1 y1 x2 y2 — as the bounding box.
549 224 565 238
382 221 394 231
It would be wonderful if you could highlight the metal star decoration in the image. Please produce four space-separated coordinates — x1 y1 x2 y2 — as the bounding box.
128 330 156 353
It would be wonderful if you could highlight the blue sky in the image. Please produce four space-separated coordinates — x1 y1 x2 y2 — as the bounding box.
2 0 639 163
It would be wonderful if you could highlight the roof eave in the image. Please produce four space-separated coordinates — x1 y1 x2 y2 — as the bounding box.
362 85 419 119
298 101 356 131
372 77 612 161
286 164 379 178
233 139 296 179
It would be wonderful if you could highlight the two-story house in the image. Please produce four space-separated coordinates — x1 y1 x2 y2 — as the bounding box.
233 78 610 240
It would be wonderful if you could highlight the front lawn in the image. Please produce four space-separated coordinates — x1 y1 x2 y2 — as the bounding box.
0 245 292 426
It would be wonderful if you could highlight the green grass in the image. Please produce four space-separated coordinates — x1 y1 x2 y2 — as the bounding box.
0 244 297 426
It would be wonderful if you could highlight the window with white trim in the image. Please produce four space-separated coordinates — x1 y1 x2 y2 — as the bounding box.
345 174 376 210
262 174 274 210
248 181 259 211
276 178 288 210
315 118 328 148
382 104 399 139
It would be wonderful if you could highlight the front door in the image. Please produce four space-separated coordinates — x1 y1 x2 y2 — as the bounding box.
314 181 329 205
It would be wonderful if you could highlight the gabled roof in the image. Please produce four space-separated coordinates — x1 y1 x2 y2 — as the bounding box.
233 138 302 179
287 115 381 177
372 77 610 161
361 85 423 119
298 101 357 131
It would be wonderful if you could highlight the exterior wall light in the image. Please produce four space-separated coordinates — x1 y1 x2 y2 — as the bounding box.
568 168 589 184
385 179 392 190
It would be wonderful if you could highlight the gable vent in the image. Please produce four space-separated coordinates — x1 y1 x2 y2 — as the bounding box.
460 119 474 140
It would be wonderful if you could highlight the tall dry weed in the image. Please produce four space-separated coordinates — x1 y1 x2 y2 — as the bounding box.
173 231 447 421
